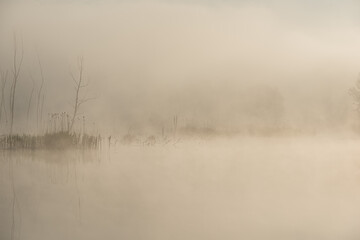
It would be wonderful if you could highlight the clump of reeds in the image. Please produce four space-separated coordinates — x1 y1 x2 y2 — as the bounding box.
0 112 101 150
0 132 102 150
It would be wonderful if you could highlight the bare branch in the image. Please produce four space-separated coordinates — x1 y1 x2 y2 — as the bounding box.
70 71 78 86
68 56 94 132
78 96 96 106
80 81 89 88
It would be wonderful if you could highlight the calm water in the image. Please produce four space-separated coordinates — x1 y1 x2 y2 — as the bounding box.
1 137 360 240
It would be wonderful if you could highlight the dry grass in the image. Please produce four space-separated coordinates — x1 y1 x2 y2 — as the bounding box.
0 131 101 150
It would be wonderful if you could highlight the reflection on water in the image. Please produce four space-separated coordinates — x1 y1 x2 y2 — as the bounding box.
1 137 360 240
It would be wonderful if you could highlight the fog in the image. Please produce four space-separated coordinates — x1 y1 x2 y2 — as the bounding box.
2 1 360 240
1 0 360 134
2 138 360 240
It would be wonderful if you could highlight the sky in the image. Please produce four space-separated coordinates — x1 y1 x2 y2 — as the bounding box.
1 0 360 134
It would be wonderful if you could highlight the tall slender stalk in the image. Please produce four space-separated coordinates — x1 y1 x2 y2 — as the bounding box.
9 34 24 136
36 53 45 133
26 75 36 130
0 70 8 127
173 115 178 138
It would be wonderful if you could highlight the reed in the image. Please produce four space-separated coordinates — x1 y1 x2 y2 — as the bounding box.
1 113 101 150
0 131 101 150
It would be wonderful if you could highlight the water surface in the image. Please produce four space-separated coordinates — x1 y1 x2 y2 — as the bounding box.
1 137 360 240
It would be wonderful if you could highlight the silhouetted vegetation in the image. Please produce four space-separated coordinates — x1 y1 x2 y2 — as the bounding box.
0 132 101 150
349 76 360 114
0 39 99 150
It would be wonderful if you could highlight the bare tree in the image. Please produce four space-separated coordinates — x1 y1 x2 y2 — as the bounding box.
348 75 360 132
9 34 24 135
173 115 178 138
27 74 36 128
349 75 360 113
36 53 45 132
69 57 93 132
0 70 8 126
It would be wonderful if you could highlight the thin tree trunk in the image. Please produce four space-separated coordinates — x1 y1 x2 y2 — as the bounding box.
0 71 8 126
36 54 45 133
69 57 94 133
69 57 83 132
9 34 24 136
26 76 35 129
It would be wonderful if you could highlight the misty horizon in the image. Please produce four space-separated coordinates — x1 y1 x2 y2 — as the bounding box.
2 1 360 240
1 0 360 136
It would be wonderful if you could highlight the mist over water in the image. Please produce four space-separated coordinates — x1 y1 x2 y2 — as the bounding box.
1 0 360 239
1 138 360 240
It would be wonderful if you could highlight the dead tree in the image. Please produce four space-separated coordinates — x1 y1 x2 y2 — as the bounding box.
349 75 360 115
36 53 45 132
27 74 36 128
173 115 178 138
69 57 93 132
348 75 360 132
0 70 8 126
9 34 24 135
